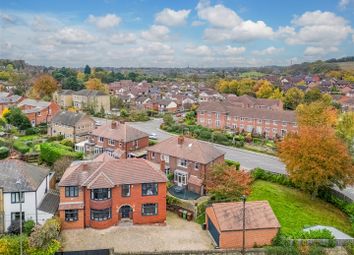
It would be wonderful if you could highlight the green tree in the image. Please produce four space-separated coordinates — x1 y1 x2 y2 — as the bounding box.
256 81 274 98
337 112 354 155
304 88 322 104
296 102 337 128
62 76 84 91
163 113 175 126
4 107 31 130
84 65 91 75
284 87 304 110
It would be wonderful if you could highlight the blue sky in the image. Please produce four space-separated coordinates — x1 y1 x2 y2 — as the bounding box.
0 0 354 67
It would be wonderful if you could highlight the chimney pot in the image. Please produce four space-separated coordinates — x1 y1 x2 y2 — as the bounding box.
111 121 117 129
178 136 184 145
160 160 165 172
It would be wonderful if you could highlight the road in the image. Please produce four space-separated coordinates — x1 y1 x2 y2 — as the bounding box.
94 117 354 201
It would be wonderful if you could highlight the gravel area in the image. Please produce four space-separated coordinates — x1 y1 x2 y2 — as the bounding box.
61 212 214 253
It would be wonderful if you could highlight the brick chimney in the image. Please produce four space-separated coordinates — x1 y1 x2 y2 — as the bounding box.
178 136 184 145
82 163 88 171
160 160 165 172
111 121 117 129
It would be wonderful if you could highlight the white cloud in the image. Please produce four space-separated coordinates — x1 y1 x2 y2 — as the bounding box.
155 8 190 26
145 42 174 56
184 45 212 57
196 0 274 42
222 45 246 55
279 11 353 47
57 27 96 44
252 46 283 56
110 33 136 45
352 34 354 43
191 20 205 27
141 25 169 41
339 0 350 8
87 13 121 29
304 46 338 56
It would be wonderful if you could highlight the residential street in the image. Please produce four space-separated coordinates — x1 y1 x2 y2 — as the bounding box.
92 117 354 201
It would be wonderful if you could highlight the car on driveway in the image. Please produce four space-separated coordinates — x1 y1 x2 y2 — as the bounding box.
149 133 158 140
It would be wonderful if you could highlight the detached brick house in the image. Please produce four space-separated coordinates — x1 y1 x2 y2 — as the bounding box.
48 111 96 143
206 201 280 248
17 99 60 126
75 121 149 159
197 101 297 139
58 157 167 229
147 136 225 195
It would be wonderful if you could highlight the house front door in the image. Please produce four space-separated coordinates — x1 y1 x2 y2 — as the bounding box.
174 170 188 187
120 205 132 219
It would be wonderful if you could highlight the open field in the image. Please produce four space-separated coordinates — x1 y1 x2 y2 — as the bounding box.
338 62 354 71
248 180 353 236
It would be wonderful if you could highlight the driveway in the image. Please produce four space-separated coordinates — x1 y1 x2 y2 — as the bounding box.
61 212 213 253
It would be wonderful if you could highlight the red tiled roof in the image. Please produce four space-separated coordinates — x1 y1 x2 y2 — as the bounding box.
147 136 224 164
59 158 167 188
58 202 85 210
198 102 296 122
207 201 280 231
91 122 148 142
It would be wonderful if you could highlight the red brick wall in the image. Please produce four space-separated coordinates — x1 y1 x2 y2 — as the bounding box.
197 110 297 139
220 229 279 249
60 182 166 230
91 135 149 158
22 102 60 126
206 207 279 248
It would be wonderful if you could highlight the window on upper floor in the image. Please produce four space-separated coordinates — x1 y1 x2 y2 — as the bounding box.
65 186 79 197
11 192 24 203
142 183 158 196
121 184 131 197
99 137 104 142
91 188 111 200
65 210 78 222
108 139 115 146
142 203 158 216
195 162 200 170
178 159 188 167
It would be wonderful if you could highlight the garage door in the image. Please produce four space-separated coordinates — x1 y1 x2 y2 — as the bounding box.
207 216 220 246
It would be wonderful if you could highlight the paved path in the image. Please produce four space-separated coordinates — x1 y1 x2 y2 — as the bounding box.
94 117 354 201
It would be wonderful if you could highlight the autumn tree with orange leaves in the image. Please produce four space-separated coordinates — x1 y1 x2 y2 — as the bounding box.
206 163 252 202
278 102 354 198
85 78 108 93
31 74 58 99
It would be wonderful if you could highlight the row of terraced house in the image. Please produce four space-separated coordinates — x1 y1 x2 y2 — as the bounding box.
197 95 297 139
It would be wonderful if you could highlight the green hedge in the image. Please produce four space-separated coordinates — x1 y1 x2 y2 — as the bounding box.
40 142 83 165
225 159 241 170
287 229 334 239
0 146 9 159
251 168 295 187
13 140 30 154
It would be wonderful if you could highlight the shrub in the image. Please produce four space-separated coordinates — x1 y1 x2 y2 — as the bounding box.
213 132 230 145
46 135 64 142
344 241 354 255
251 168 295 188
149 140 157 146
166 194 180 206
25 127 39 136
199 130 212 140
60 139 74 148
0 146 9 159
29 218 61 249
7 220 21 234
13 140 30 154
287 229 334 239
40 142 83 165
225 159 241 170
23 220 35 236
0 235 29 255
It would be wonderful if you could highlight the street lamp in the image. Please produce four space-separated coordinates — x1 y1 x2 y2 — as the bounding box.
241 195 247 255
16 179 23 255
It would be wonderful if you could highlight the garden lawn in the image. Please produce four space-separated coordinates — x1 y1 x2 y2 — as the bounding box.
248 180 353 236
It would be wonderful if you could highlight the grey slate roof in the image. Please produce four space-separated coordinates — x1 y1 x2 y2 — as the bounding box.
0 160 50 192
52 111 91 126
38 190 60 214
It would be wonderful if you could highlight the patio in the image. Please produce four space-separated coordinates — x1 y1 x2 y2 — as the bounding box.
168 185 201 200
